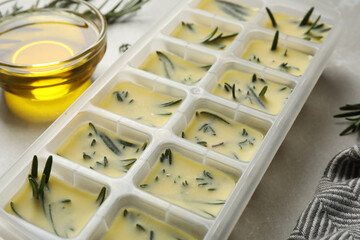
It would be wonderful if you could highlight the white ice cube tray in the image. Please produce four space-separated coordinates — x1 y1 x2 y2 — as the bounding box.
0 0 342 239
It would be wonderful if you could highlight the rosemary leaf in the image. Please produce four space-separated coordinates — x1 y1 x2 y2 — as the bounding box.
10 202 24 219
99 132 121 155
28 175 39 199
96 187 106 206
43 156 53 184
199 111 230 125
299 7 314 26
252 74 257 83
104 0 150 24
304 15 321 35
201 27 218 43
181 21 194 31
48 204 60 236
156 51 175 79
158 99 182 107
136 223 146 231
119 43 131 53
89 122 98 135
271 30 279 51
259 86 268 97
266 7 277 28
247 85 266 108
117 139 138 148
38 174 46 199
150 230 154 240
31 155 38 178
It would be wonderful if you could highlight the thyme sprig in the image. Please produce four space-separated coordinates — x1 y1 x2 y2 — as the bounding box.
334 103 360 136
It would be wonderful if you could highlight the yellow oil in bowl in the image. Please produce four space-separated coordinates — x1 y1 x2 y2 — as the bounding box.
0 0 106 122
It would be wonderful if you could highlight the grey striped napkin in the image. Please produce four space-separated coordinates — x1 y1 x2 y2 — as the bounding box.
289 145 360 240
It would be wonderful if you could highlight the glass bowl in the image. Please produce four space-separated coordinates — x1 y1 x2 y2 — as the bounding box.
0 0 107 122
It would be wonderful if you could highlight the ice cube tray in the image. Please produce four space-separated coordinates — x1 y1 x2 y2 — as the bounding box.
0 0 343 239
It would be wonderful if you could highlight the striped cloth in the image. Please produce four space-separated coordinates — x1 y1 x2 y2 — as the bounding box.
289 145 360 240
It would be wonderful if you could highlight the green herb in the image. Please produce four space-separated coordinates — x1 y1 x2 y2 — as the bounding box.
136 223 146 231
91 139 97 147
284 49 288 57
334 103 360 136
140 184 149 188
232 83 236 99
271 30 279 51
102 0 150 24
199 123 216 136
156 51 175 79
198 111 230 125
121 158 137 168
181 21 194 31
266 7 277 28
96 187 106 206
113 91 128 102
182 180 189 186
117 139 138 148
279 86 288 91
99 132 121 155
181 131 185 138
31 155 38 178
119 43 131 53
141 141 148 151
123 209 128 217
242 128 248 136
197 141 208 147
10 202 24 220
89 122 98 134
201 27 237 47
28 175 39 199
150 230 154 240
43 156 53 184
279 62 300 72
208 188 217 191
83 152 92 160
252 74 257 83
60 199 71 203
155 112 172 116
215 0 249 21
201 64 212 71
304 14 321 34
203 170 213 179
48 204 60 236
299 7 314 26
202 210 216 218
246 85 266 108
160 149 172 165
259 86 268 97
158 99 182 107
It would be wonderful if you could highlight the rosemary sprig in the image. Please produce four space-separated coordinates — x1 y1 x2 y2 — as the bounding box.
304 15 321 35
271 30 279 51
99 132 121 155
247 85 265 108
299 7 314 26
334 103 360 136
102 0 150 24
266 7 277 28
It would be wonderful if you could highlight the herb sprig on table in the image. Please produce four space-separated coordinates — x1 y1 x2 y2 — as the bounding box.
334 103 360 136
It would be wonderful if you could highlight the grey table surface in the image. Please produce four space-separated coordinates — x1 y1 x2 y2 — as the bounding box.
0 0 359 239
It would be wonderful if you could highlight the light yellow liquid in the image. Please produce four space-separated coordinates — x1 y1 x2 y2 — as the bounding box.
57 123 146 177
0 9 105 122
171 22 237 50
183 111 263 161
213 70 292 115
98 82 182 127
5 176 100 238
265 13 331 43
140 51 209 85
197 0 258 22
140 150 236 218
103 208 198 240
241 40 312 76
